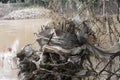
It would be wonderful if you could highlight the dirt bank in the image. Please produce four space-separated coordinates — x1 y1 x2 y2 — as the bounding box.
0 3 30 19
3 7 51 20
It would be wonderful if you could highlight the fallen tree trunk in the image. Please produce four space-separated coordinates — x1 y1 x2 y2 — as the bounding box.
16 20 120 80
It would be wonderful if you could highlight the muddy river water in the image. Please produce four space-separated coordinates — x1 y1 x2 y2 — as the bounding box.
0 18 51 80
0 18 51 51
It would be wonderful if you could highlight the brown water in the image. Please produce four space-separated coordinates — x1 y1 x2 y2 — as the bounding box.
0 18 51 51
0 18 51 80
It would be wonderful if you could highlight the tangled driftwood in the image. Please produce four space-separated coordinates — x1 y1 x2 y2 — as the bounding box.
16 20 120 80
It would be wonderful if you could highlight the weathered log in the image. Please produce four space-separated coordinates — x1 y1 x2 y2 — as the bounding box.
16 19 120 80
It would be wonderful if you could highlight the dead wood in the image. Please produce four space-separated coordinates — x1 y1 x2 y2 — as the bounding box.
16 19 120 80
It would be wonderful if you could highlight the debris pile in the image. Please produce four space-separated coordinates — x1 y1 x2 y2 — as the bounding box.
3 8 51 20
16 20 120 80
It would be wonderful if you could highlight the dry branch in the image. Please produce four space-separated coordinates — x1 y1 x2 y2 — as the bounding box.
16 19 120 80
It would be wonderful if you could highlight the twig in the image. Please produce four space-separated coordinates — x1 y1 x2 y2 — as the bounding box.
99 51 120 75
47 33 54 44
98 56 115 75
105 67 120 80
